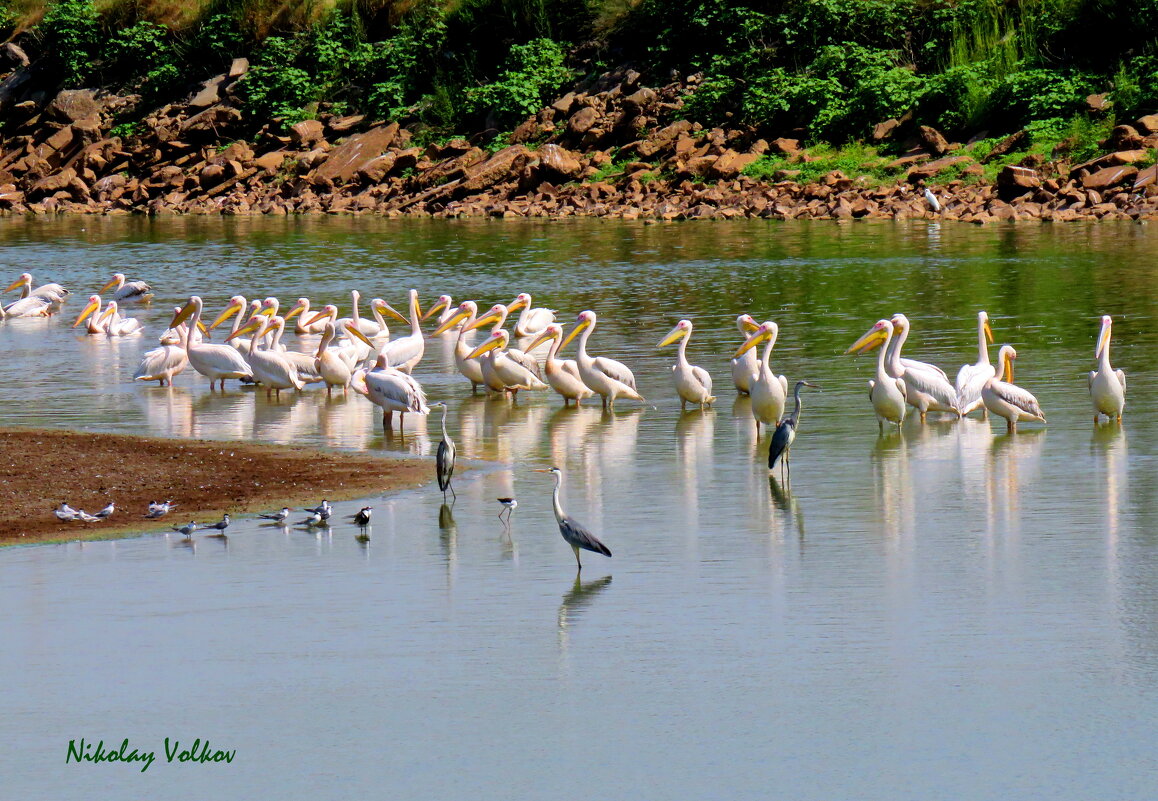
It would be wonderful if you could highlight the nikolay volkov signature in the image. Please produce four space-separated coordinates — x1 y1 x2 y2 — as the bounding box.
66 738 236 773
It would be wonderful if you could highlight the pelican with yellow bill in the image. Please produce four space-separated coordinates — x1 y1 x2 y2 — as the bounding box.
955 310 995 418
372 290 426 373
982 345 1046 432
731 314 762 394
559 310 643 409
466 329 548 395
1088 314 1126 424
172 296 254 390
227 314 303 395
733 321 787 432
99 272 152 302
846 319 907 431
346 325 429 430
524 323 593 405
658 319 714 410
433 301 486 392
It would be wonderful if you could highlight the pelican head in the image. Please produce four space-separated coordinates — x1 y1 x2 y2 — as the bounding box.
846 319 892 354
733 321 778 358
304 303 339 327
432 301 477 335
373 297 410 324
997 344 1017 381
259 297 278 317
559 310 597 349
525 322 563 352
979 310 994 343
658 319 693 348
422 294 452 321
466 329 509 359
227 313 269 342
890 313 910 334
97 300 120 325
1096 314 1113 359
507 292 532 313
73 295 103 327
209 296 247 330
4 272 32 293
464 303 508 333
168 296 205 328
99 273 126 294
283 298 310 321
737 314 760 335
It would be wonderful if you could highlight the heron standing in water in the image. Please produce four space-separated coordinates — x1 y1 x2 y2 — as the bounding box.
769 381 819 482
432 402 456 502
535 466 612 570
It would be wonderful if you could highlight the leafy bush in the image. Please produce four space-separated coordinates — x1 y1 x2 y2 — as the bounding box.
463 38 572 127
242 36 318 122
986 68 1097 129
40 0 101 86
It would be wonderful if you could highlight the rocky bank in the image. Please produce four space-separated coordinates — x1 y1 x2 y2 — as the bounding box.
2 46 1158 223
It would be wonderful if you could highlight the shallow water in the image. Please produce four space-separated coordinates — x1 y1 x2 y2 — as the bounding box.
3 218 1158 799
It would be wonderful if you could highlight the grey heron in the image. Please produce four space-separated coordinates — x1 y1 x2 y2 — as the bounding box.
433 402 456 502
535 466 612 570
497 497 517 526
768 381 818 481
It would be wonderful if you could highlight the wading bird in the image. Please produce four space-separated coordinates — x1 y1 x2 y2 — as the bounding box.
347 330 429 431
228 315 303 396
422 294 457 327
534 466 612 570
95 502 115 519
658 319 715 409
1089 315 1126 424
172 521 198 537
733 321 788 432
923 187 941 213
5 272 69 311
887 314 960 421
982 345 1046 432
433 301 486 392
337 289 389 339
560 310 644 409
497 497 517 526
145 500 176 519
134 330 187 387
509 292 556 338
846 319 907 431
314 322 354 395
304 500 331 518
73 295 111 333
171 297 254 390
524 323 594 405
204 514 230 533
466 330 549 396
76 510 102 523
955 311 995 418
297 511 328 528
349 507 373 526
100 273 152 302
731 314 762 395
97 301 143 336
55 502 79 521
768 381 819 482
374 290 426 373
432 402 456 502
259 507 290 524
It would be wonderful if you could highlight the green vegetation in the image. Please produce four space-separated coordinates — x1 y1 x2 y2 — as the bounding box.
4 0 1157 152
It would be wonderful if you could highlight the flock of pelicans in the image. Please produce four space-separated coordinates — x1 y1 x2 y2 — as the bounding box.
7 270 1130 568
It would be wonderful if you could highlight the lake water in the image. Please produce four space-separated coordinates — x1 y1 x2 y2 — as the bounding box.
3 218 1157 799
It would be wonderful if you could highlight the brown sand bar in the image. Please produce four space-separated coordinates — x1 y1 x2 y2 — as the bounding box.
0 427 430 545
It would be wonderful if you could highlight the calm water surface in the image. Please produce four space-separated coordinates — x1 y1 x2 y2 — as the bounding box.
3 218 1158 799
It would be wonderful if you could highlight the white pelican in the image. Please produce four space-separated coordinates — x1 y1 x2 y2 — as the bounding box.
463 303 542 392
525 323 594 405
229 315 304 396
134 331 187 386
315 321 354 395
559 310 644 409
350 349 429 431
5 272 68 310
209 295 251 347
888 314 960 421
982 345 1046 432
509 292 556 337
337 290 389 339
733 321 788 431
422 294 457 327
267 317 324 384
466 330 549 395
3 292 53 318
955 311 994 418
73 295 109 333
1088 315 1126 424
98 301 143 336
374 290 425 373
658 319 714 409
286 298 329 334
846 319 907 430
731 314 762 394
100 273 152 302
171 296 254 390
433 301 486 392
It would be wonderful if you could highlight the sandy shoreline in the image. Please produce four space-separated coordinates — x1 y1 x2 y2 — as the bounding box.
0 427 431 545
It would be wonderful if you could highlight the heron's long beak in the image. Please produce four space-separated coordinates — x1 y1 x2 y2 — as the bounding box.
98 276 120 294
507 296 528 313
983 318 994 344
657 325 686 349
344 325 375 348
845 326 887 355
73 298 101 327
559 318 589 350
1096 320 1111 359
422 297 449 321
524 328 555 352
168 300 195 329
464 309 503 333
208 302 241 331
733 330 767 359
433 308 471 335
376 300 410 324
466 337 503 360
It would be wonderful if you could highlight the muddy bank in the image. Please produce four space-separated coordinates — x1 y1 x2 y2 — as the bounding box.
2 64 1157 223
0 428 430 545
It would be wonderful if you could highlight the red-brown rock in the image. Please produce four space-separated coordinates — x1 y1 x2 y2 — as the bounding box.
290 120 325 148
461 145 531 193
917 125 950 155
538 144 582 181
1082 165 1138 190
312 123 399 185
567 107 599 137
45 90 100 124
908 155 972 182
770 138 800 156
872 119 900 141
1136 115 1158 136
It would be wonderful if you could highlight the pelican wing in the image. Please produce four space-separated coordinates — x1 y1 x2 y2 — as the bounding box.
516 307 557 336
593 356 637 390
957 362 995 411
506 347 541 378
1116 369 1126 391
379 335 423 371
895 378 908 401
992 380 1045 420
366 369 429 414
134 344 186 381
903 366 959 410
691 365 713 395
3 295 52 317
902 357 948 382
560 359 583 381
114 281 152 301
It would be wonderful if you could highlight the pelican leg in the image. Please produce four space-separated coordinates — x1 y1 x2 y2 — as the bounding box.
681 399 686 410
383 410 393 429
920 410 927 423
1007 418 1015 433
981 408 988 420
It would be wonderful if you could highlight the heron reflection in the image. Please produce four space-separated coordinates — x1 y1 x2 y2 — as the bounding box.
557 575 613 637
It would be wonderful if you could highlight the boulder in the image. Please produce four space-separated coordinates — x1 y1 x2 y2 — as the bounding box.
551 92 577 117
908 155 972 182
1134 165 1158 190
1101 125 1143 151
567 106 599 137
997 165 1041 200
199 164 228 189
635 120 693 158
538 144 582 180
0 43 29 68
872 119 900 141
46 90 100 124
769 137 800 156
710 149 758 179
623 87 657 115
1082 165 1137 190
1135 115 1158 136
327 115 365 135
312 123 399 185
355 153 397 184
253 150 290 171
290 119 325 148
1086 93 1109 113
180 105 242 135
228 58 250 79
188 75 226 109
917 125 950 155
461 145 531 193
28 168 77 199
981 130 1026 163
